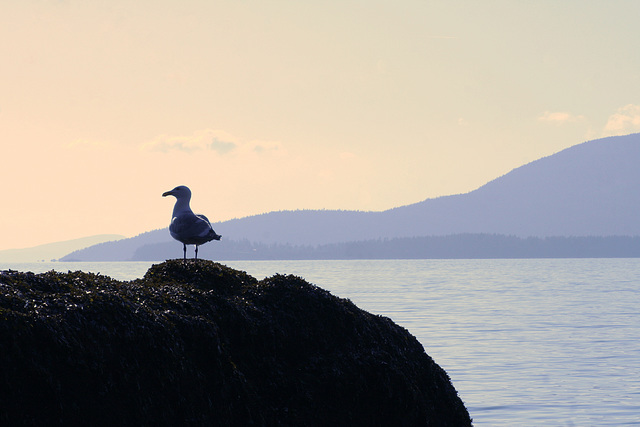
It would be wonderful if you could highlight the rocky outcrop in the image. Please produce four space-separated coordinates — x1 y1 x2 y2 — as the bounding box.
0 260 472 426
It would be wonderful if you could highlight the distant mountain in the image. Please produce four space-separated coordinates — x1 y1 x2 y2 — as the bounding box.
217 133 640 243
128 234 640 261
0 234 125 263
61 133 640 261
60 230 168 261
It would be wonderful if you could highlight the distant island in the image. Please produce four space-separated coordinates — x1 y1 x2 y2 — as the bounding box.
60 233 640 261
54 133 640 261
0 234 125 263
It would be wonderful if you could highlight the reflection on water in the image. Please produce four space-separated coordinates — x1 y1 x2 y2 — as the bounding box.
3 258 640 426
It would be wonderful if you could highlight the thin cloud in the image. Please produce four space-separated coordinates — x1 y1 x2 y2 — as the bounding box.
141 129 288 159
603 104 640 137
209 137 236 154
538 111 585 125
141 130 238 154
251 140 284 155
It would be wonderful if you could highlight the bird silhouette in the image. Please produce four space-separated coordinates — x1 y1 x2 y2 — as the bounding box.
162 185 221 260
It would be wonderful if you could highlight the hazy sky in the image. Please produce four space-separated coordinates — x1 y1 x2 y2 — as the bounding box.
2 1 640 250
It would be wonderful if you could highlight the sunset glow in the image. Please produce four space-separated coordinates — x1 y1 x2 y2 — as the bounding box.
2 1 640 249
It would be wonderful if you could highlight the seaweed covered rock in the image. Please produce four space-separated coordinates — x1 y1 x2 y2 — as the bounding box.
0 260 472 426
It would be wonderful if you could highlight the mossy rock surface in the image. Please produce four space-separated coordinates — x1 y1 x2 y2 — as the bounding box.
0 260 472 426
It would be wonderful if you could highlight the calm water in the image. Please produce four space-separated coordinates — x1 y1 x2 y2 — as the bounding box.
3 259 640 426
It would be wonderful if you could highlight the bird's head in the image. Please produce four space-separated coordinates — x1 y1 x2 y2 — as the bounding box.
162 185 192 200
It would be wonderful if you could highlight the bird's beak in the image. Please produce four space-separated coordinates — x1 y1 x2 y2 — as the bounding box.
162 191 173 197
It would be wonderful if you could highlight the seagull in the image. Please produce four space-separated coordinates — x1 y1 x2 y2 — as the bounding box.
162 185 221 260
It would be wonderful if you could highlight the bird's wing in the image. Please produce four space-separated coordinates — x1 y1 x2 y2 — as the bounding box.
197 214 222 240
196 214 212 226
170 213 213 240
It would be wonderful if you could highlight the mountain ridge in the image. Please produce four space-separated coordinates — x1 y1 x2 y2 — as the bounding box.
0 234 125 262
61 133 640 261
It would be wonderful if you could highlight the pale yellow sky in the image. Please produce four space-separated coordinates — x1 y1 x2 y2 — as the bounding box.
2 1 640 250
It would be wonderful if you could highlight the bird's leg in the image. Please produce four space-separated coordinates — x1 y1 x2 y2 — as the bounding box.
183 244 187 261
195 245 199 260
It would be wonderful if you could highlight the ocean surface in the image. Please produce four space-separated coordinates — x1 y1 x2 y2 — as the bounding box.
3 258 639 426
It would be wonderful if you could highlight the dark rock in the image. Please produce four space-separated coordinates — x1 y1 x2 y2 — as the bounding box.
0 260 472 426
